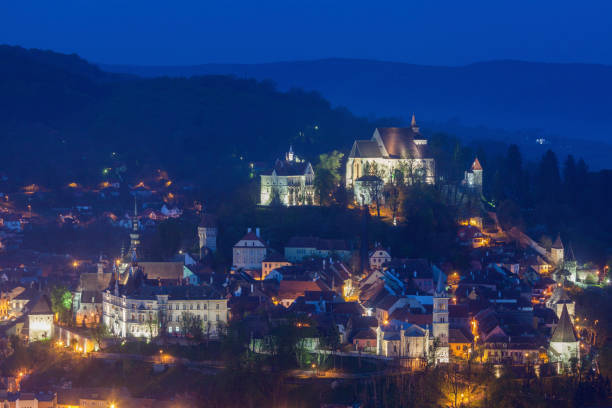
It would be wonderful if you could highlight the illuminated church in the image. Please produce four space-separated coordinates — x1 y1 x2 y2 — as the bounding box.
345 116 435 189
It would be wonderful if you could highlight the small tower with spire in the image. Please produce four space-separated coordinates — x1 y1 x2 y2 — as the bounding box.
432 269 450 364
549 304 579 370
550 234 564 265
464 158 483 193
285 145 295 162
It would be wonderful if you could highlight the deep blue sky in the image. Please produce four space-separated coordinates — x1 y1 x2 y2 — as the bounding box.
1 0 611 66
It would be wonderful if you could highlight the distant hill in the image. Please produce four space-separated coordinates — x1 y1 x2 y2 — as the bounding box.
0 46 382 189
101 58 612 139
101 58 612 168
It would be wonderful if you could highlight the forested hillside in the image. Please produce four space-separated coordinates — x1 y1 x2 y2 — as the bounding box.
0 46 381 190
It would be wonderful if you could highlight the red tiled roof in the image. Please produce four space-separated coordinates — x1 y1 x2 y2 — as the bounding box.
234 232 266 247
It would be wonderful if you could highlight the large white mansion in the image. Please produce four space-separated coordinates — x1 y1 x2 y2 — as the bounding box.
260 147 315 206
345 117 435 188
102 283 228 339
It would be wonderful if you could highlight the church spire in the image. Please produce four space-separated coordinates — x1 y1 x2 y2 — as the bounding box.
128 196 140 262
410 113 419 133
434 268 447 297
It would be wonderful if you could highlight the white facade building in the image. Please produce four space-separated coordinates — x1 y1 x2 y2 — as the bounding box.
102 285 228 339
260 147 315 206
232 228 267 269
27 295 54 342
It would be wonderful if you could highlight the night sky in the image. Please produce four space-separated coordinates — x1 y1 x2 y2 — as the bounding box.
1 0 611 66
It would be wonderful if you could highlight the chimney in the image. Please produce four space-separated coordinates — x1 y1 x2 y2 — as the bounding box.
255 228 260 238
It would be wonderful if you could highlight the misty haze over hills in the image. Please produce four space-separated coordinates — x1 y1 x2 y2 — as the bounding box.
102 59 612 169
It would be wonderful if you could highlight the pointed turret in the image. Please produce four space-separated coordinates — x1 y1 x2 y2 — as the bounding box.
286 145 295 162
434 269 448 297
550 233 565 265
551 304 577 343
471 158 483 171
552 234 564 250
410 113 419 133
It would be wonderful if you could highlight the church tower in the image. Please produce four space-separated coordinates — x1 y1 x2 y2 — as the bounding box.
128 198 140 262
432 269 450 364
198 214 218 258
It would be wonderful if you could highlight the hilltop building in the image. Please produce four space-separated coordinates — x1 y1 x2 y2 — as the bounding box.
345 117 435 189
260 146 315 206
463 158 483 193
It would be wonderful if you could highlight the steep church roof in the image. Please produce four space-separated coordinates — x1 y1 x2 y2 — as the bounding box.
349 140 383 158
550 304 577 343
471 158 483 171
374 127 427 159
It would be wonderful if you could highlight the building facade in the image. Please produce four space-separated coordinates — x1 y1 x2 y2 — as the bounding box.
27 295 54 342
232 229 268 270
345 118 435 189
102 285 228 339
260 147 315 206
